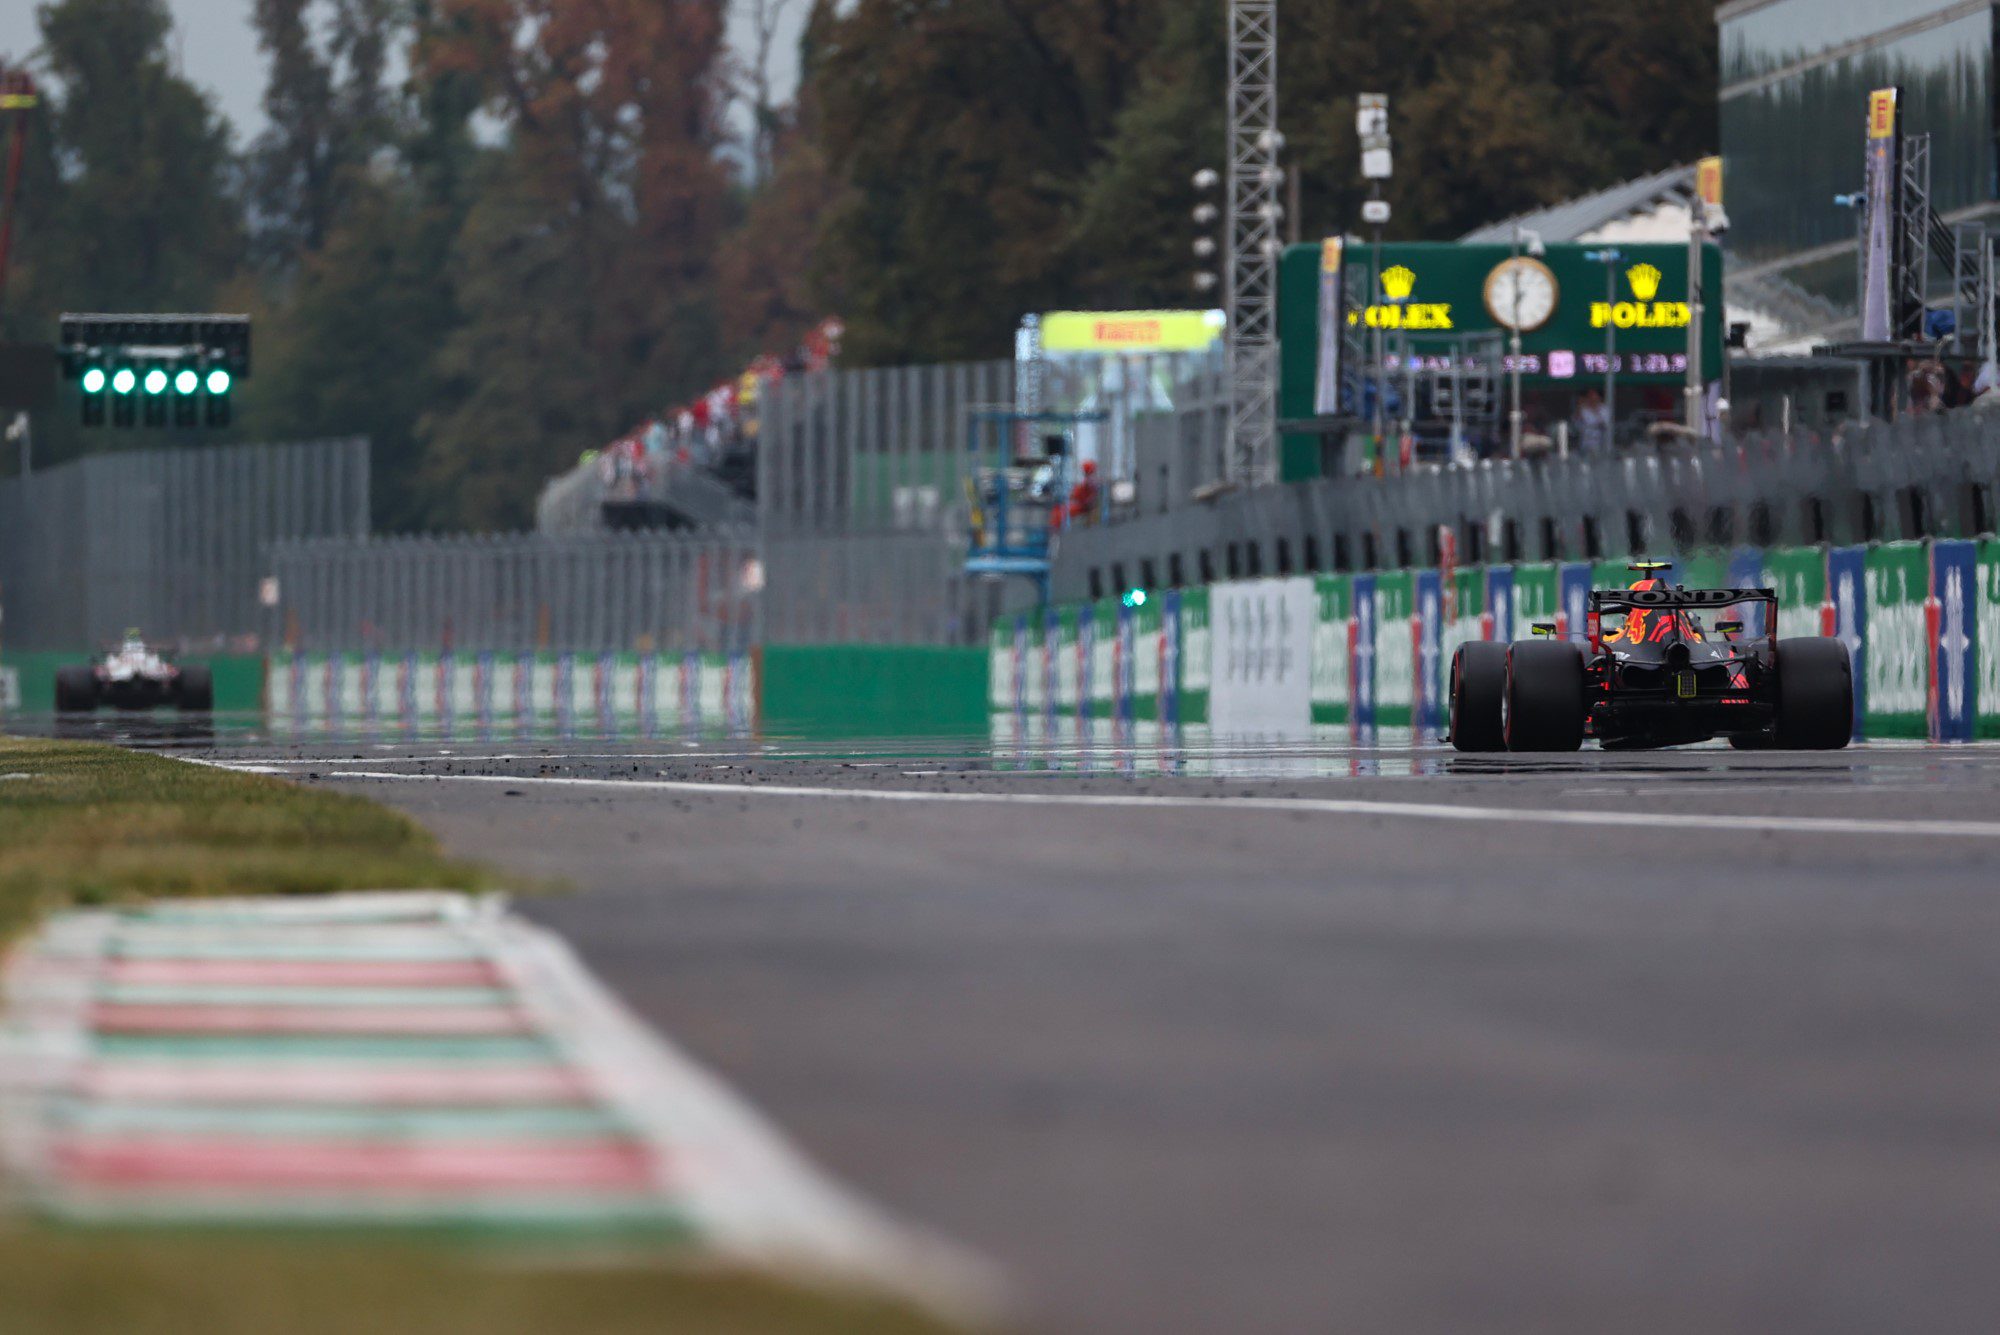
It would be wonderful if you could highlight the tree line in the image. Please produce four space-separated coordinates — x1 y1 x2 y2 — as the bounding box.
1 0 1715 531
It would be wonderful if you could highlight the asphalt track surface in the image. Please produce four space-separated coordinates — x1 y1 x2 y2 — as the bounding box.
52 716 2000 1334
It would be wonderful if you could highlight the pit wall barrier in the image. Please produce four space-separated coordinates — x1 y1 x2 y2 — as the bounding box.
990 541 2000 744
264 651 755 736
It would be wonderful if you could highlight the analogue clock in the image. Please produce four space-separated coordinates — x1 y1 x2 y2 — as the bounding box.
1483 257 1559 332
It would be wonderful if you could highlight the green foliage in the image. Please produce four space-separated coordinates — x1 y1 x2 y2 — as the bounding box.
3 0 241 464
0 736 494 947
2 0 1719 513
239 177 463 532
798 0 1718 364
29 0 241 311
246 0 400 261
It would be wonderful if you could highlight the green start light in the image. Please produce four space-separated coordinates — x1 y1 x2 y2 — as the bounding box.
111 367 136 395
175 368 198 394
81 367 107 394
143 367 168 395
1122 588 1148 609
205 368 231 395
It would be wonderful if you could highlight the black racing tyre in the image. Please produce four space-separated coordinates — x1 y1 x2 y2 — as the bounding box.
1774 637 1852 750
54 666 98 713
1728 730 1777 750
1449 641 1508 752
176 664 214 712
1504 640 1587 752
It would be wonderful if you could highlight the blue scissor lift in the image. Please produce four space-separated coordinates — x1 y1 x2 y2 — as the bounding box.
963 408 1108 603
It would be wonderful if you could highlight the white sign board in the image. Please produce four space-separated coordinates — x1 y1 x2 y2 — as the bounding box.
1356 94 1389 138
1209 577 1315 734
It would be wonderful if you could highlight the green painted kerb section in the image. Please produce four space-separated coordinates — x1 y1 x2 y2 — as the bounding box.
761 644 987 737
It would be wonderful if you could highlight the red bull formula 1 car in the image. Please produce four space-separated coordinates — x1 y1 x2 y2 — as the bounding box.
1449 565 1852 752
54 633 213 713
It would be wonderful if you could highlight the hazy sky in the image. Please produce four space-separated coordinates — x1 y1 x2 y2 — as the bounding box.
0 0 807 149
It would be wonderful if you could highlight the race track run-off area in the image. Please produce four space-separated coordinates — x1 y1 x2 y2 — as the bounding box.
170 733 2000 1335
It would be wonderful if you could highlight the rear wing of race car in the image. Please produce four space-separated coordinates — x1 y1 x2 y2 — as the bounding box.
1585 586 1780 651
1588 586 1778 612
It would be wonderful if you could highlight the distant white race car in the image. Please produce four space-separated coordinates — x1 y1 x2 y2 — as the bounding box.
55 634 213 712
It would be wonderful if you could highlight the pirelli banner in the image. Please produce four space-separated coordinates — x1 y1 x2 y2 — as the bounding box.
992 541 2000 745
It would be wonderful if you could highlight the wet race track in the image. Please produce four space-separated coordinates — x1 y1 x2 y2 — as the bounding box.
38 713 2000 1335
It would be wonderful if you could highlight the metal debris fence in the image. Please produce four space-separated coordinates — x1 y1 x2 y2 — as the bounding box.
266 529 761 656
0 438 369 653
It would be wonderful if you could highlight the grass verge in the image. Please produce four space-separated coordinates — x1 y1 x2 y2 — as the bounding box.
0 736 973 1334
0 736 497 946
0 1228 959 1335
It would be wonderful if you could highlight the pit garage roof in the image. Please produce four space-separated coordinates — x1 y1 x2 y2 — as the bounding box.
1459 164 1699 245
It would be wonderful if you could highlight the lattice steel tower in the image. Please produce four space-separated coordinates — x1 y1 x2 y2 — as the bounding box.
1226 0 1280 487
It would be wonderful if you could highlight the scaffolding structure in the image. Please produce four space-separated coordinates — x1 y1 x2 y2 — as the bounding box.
1225 0 1280 487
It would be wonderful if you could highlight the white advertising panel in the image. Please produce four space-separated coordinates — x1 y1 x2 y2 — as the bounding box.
1209 577 1315 733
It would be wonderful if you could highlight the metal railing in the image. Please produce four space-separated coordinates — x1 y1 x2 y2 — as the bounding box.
0 437 369 652
266 529 760 656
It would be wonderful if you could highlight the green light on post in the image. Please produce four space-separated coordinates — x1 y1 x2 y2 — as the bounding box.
205 368 232 395
174 369 198 394
1121 588 1148 609
143 368 168 395
111 368 136 395
81 367 107 394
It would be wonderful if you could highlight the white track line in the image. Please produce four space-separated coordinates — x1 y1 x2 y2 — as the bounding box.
204 761 2000 841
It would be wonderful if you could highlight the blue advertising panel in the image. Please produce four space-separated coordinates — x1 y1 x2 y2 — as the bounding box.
1012 616 1029 713
1116 599 1135 721
1161 589 1182 726
1414 568 1444 738
1932 539 1978 742
1559 564 1595 643
1727 547 1771 637
1485 565 1515 642
1043 604 1062 725
1351 573 1377 739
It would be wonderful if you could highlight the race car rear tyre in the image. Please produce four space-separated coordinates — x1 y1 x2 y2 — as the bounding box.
1504 640 1587 752
1775 637 1852 750
1728 730 1777 750
54 667 97 713
1449 642 1508 752
176 664 214 712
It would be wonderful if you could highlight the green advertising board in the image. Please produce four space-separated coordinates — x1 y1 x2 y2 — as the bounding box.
1514 564 1559 639
766 645 986 738
2 652 263 715
1131 596 1163 720
1759 546 1826 640
1178 586 1210 725
1863 542 1928 739
1053 605 1079 717
1310 574 1352 726
1278 239 1726 476
1374 571 1415 731
1442 567 1483 660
